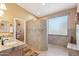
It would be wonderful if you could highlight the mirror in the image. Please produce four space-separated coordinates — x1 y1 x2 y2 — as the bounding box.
0 17 14 38
14 18 26 43
0 21 13 33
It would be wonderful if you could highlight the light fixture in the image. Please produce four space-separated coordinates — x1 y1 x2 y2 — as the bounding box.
0 9 4 16
0 3 7 17
42 3 46 6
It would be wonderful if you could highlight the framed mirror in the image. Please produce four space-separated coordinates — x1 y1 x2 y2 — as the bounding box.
13 18 26 43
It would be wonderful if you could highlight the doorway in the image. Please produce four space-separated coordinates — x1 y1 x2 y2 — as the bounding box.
13 18 26 43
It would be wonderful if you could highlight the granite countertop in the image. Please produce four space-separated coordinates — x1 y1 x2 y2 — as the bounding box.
67 43 79 51
0 39 26 52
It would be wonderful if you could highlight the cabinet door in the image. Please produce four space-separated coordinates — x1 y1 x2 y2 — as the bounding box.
0 49 12 56
10 49 23 56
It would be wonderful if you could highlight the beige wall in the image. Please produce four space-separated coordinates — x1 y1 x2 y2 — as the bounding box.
3 3 36 23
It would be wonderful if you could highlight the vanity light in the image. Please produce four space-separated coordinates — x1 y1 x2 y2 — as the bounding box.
0 3 7 17
0 3 7 11
0 9 4 16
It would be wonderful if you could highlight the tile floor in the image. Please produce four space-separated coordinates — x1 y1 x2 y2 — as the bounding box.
39 44 68 56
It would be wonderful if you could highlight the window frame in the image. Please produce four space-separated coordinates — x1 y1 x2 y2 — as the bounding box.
47 15 68 35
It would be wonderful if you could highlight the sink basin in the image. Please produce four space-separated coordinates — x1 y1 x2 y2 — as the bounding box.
0 38 25 52
5 40 17 46
0 39 16 51
0 37 16 45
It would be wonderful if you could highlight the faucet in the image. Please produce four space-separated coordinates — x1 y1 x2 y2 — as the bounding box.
1 39 8 45
0 36 8 45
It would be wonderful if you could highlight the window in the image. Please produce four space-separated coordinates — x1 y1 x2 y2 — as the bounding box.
47 16 67 35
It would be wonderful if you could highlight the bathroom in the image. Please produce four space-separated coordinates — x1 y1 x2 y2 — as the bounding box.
0 3 79 56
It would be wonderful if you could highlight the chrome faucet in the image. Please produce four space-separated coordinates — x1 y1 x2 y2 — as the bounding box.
1 39 8 45
0 36 8 45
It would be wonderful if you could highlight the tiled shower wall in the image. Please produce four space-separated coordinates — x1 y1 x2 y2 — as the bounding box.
26 20 48 51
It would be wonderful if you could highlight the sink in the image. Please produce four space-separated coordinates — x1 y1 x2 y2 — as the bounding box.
0 37 16 45
0 38 16 51
0 38 25 53
5 41 17 46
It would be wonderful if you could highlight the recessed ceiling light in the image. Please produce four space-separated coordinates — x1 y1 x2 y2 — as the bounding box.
42 3 46 6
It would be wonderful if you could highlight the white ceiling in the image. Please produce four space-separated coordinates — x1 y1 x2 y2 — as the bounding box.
17 3 77 17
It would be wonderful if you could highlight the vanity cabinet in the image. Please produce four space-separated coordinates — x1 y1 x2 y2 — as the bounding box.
0 49 12 56
0 48 24 56
0 39 26 56
9 48 23 56
0 45 25 56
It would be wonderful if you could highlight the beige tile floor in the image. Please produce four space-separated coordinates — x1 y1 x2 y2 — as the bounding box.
39 44 68 56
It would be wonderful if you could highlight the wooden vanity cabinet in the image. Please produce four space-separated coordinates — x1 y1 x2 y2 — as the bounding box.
0 47 24 56
9 48 24 56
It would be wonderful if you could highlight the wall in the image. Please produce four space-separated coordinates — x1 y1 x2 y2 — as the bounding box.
68 8 76 43
3 3 36 23
48 34 68 47
26 19 48 51
36 8 76 48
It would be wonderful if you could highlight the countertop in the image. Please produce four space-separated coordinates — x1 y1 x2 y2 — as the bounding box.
0 39 26 52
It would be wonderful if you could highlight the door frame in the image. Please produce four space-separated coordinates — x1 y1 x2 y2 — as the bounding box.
13 17 26 44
